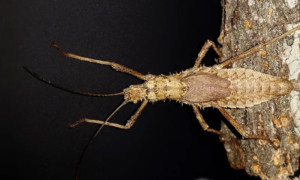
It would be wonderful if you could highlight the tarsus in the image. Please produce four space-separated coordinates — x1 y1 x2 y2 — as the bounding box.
74 101 128 180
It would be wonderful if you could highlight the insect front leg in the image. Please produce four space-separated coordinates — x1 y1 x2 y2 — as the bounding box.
52 43 146 80
192 105 221 135
193 40 223 68
71 100 148 129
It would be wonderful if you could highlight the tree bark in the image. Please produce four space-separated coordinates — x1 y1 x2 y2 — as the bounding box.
219 0 300 179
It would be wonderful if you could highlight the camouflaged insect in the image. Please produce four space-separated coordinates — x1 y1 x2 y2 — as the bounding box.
26 25 300 141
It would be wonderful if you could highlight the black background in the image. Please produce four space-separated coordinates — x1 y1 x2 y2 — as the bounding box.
1 1 259 180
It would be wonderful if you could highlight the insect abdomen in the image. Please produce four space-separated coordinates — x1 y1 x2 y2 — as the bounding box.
215 68 294 108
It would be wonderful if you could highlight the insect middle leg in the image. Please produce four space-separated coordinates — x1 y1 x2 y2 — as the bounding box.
52 43 146 80
193 105 221 135
193 40 223 68
70 100 148 129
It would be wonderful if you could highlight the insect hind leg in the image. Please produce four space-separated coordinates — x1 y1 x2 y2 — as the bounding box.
220 25 300 68
217 107 269 139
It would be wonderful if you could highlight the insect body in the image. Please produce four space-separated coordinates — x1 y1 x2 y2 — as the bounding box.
125 67 297 107
25 25 300 179
108 64 299 139
26 25 300 138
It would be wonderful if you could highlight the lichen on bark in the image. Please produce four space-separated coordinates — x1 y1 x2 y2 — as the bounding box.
218 0 300 179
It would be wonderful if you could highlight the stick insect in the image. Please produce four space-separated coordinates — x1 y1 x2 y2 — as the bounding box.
25 25 300 179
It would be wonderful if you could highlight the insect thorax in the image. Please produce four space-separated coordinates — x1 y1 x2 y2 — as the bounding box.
123 74 186 103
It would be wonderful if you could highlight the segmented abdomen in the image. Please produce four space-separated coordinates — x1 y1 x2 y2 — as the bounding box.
209 68 293 108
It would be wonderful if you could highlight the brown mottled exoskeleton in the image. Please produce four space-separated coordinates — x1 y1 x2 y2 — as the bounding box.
26 25 300 141
25 25 300 179
47 25 300 140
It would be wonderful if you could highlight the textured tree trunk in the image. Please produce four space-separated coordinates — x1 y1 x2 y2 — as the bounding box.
218 0 300 179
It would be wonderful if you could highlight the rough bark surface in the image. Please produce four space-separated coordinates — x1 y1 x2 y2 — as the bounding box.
218 0 300 179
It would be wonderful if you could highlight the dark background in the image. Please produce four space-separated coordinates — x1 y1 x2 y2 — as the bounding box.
1 1 259 180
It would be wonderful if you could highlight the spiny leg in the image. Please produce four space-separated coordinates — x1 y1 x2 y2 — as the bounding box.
220 24 300 68
71 100 148 129
73 100 143 180
217 107 269 140
192 105 221 135
71 119 128 129
194 40 223 68
52 43 146 80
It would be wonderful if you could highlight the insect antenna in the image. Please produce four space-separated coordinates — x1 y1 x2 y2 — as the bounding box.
75 100 128 180
24 66 124 97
